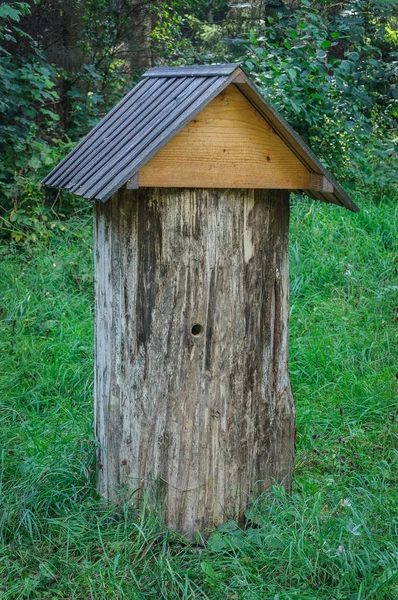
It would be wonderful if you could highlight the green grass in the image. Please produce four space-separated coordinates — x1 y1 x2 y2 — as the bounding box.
0 197 397 599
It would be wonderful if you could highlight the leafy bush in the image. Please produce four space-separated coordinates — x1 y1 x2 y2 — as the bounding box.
242 0 397 197
0 3 96 243
0 3 60 205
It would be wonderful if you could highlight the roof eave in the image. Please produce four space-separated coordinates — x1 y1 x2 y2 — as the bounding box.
42 63 359 212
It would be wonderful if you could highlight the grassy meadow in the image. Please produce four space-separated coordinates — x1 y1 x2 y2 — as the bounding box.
0 195 397 599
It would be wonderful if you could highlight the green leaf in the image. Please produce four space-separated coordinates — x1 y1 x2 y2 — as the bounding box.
0 5 22 21
339 61 351 73
200 561 217 582
28 156 41 170
40 108 60 121
362 123 373 135
321 40 332 50
344 121 357 131
207 532 229 552
217 520 239 533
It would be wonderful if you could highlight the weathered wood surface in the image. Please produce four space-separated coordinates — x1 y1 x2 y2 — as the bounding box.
309 173 334 193
139 85 311 190
94 187 295 539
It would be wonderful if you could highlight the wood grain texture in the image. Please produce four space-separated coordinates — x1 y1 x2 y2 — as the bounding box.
94 187 295 539
309 173 334 193
139 85 311 190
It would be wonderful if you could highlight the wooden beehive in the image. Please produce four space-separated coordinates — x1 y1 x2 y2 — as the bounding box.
43 64 358 539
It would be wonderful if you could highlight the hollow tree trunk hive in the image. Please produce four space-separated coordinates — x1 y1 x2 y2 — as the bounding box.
42 63 358 540
94 187 294 537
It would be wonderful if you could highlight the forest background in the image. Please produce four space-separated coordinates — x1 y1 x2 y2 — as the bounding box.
0 1 397 599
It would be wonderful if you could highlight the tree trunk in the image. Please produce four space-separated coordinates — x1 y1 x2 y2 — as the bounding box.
94 187 295 540
128 1 153 71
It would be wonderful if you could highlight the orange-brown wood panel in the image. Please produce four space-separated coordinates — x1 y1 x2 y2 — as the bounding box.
139 84 311 189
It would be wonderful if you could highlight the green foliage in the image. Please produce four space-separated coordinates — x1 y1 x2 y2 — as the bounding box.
0 2 64 239
242 0 398 195
0 1 132 241
0 196 397 598
63 0 137 138
150 1 232 64
0 4 59 178
150 3 197 62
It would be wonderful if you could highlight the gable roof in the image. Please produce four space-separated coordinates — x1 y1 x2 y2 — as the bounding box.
42 63 358 212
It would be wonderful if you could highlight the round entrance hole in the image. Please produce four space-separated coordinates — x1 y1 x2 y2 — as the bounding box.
191 323 204 339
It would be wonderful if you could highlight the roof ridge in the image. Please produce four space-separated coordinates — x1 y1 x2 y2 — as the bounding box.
143 64 242 77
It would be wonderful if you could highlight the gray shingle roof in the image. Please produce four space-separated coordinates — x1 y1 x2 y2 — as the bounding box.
43 63 358 212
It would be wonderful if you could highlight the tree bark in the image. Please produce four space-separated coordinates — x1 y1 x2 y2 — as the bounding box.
94 187 295 539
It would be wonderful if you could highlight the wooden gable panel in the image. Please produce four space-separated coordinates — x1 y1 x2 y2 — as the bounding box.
139 84 311 189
